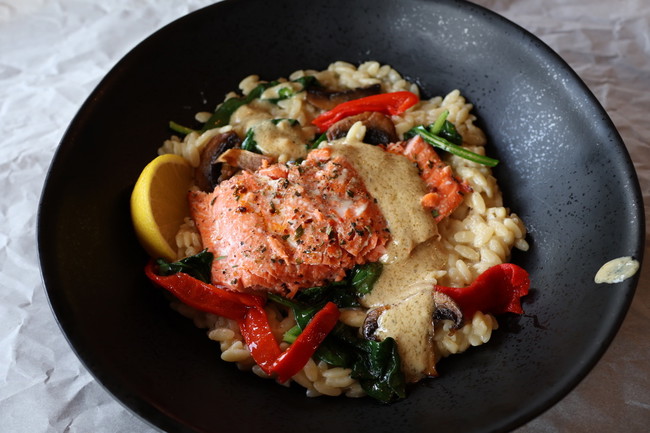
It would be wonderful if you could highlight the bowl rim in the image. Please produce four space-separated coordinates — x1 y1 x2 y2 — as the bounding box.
37 0 645 432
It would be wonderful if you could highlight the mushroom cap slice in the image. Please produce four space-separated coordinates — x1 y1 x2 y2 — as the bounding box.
361 305 390 341
326 111 398 145
217 148 275 173
433 291 464 329
306 83 381 111
195 131 241 192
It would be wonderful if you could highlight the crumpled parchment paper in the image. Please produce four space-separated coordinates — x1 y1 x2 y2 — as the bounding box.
0 0 648 431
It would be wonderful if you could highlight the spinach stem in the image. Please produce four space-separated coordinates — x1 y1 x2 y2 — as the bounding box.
411 125 499 167
169 121 196 136
429 110 449 136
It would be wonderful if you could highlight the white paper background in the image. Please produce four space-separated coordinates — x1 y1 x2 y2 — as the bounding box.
1 0 648 431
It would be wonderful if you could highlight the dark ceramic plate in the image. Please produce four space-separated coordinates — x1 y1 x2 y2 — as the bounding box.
38 0 644 432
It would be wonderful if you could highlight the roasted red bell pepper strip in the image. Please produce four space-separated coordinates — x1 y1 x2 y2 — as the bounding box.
312 91 419 132
271 302 340 383
435 263 530 318
239 305 283 374
146 261 341 381
144 261 264 321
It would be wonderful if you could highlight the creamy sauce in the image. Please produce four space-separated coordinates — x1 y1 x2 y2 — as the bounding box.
329 140 438 264
230 101 309 163
253 120 308 162
595 256 639 284
362 239 446 307
329 139 448 379
230 102 273 131
374 288 436 382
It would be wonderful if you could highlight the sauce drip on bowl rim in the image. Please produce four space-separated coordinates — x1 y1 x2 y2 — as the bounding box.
594 256 640 284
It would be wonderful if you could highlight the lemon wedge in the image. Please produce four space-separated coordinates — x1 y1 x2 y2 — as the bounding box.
130 153 193 261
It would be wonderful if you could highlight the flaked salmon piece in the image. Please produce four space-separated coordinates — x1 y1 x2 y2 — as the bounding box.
384 136 471 222
188 147 390 297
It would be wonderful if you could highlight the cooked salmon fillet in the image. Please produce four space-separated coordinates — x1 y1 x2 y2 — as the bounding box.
188 147 390 297
384 136 471 222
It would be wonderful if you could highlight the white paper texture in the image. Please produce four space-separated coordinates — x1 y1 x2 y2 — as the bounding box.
1 0 648 431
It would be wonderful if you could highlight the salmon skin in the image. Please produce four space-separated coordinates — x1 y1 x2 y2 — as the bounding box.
384 136 472 222
189 148 390 297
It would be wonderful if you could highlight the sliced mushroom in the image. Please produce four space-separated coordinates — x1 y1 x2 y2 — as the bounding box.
361 306 390 341
325 111 398 145
217 148 275 173
306 83 381 111
195 131 241 192
433 291 463 329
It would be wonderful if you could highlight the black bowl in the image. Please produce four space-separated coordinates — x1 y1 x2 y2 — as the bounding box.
38 0 644 432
